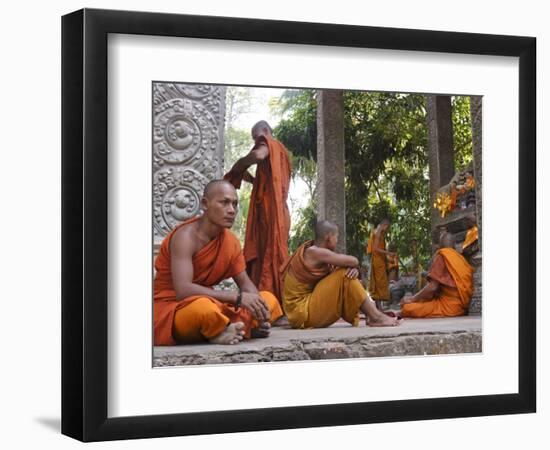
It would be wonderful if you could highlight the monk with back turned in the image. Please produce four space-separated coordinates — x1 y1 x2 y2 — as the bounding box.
281 220 401 329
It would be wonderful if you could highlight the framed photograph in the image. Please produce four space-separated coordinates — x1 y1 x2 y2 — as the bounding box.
62 8 536 442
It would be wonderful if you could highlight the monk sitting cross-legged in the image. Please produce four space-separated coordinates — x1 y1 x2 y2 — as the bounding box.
281 220 401 329
400 232 473 318
153 180 283 346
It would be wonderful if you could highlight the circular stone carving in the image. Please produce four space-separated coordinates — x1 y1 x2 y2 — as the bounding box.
154 98 219 165
153 167 209 236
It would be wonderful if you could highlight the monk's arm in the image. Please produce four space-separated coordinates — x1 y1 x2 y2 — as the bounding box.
405 280 439 303
232 270 259 295
232 271 270 321
227 143 269 174
170 232 238 305
373 234 395 256
308 247 359 268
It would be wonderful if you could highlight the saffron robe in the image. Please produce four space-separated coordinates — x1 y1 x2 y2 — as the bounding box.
462 225 479 250
367 230 390 301
281 241 364 329
153 216 282 345
401 248 473 318
224 136 291 300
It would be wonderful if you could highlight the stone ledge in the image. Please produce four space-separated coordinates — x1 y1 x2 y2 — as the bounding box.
154 316 482 366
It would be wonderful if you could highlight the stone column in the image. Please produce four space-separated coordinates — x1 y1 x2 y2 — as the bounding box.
470 96 483 252
316 89 346 253
426 95 455 243
469 96 483 315
152 83 226 249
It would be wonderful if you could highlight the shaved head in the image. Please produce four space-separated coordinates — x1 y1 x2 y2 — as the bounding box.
315 220 338 241
379 218 390 225
251 120 273 139
439 232 456 249
202 179 236 199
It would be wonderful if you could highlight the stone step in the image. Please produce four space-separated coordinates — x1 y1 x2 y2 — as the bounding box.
154 316 482 366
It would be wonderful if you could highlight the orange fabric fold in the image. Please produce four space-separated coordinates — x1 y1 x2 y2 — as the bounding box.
401 248 473 318
280 240 331 285
462 225 479 250
153 216 247 346
226 136 291 300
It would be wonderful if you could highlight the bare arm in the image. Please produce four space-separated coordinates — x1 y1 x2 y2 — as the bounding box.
307 246 359 268
170 230 238 304
233 270 270 321
227 142 269 174
402 280 440 305
373 233 395 256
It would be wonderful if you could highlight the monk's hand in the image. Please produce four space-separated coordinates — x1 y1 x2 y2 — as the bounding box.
241 292 270 322
400 295 414 306
345 268 359 279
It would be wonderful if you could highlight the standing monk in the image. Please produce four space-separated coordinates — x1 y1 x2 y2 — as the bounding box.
281 220 400 329
224 120 291 302
153 180 283 346
400 232 473 318
367 218 395 310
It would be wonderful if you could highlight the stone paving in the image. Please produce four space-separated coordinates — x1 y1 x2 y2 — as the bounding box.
153 316 482 366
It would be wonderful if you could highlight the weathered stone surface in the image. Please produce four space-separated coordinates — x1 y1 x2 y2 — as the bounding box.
317 89 346 253
152 83 226 243
153 317 482 366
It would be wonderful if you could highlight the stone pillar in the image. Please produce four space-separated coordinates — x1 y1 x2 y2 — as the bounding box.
316 89 346 253
470 96 482 252
426 95 455 243
152 83 226 248
469 96 483 315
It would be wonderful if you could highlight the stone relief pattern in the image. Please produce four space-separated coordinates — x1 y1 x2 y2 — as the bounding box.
153 83 225 239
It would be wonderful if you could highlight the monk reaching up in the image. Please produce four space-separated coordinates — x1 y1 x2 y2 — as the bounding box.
400 232 473 318
153 180 283 346
281 220 401 329
224 120 291 303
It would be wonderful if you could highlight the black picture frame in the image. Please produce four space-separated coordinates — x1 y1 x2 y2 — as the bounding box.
61 8 536 442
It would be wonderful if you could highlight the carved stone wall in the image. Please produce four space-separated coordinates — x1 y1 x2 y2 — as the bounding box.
153 83 226 245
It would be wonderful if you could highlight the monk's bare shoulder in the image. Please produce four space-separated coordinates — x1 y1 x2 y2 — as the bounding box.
170 222 202 256
304 245 331 267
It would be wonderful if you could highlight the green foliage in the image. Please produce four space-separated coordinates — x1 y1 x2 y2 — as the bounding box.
266 88 472 273
452 96 473 171
224 87 254 244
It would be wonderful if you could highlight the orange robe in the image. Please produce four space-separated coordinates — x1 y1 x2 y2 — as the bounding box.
153 216 282 345
401 248 473 318
387 252 399 272
280 241 364 329
367 231 390 301
224 136 291 301
462 225 479 250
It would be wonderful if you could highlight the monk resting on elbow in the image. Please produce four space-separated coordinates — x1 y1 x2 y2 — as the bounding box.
400 232 473 318
281 220 401 329
153 180 283 346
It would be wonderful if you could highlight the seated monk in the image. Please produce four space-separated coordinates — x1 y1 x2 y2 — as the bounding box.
281 220 401 329
153 180 283 346
400 232 473 318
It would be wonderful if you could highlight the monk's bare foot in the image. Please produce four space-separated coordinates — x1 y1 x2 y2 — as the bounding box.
251 321 271 338
209 322 245 345
367 314 401 327
272 315 290 327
